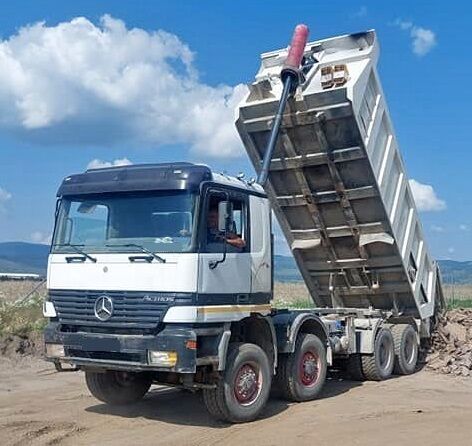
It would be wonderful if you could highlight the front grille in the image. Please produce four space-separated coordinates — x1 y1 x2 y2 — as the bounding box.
49 290 192 330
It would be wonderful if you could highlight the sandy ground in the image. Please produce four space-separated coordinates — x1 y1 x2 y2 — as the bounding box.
1 359 472 446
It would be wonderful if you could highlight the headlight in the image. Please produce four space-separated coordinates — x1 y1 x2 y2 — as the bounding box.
45 343 65 358
42 301 57 318
147 350 177 367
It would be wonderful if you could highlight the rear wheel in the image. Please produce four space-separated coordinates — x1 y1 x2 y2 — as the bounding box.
361 327 395 381
392 324 418 375
203 343 271 423
276 334 327 402
85 370 152 405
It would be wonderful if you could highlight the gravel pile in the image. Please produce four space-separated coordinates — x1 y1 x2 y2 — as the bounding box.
427 309 472 377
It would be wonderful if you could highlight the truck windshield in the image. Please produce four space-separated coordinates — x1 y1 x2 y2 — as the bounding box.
52 191 197 254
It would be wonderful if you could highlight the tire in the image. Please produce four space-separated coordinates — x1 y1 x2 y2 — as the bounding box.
276 334 327 402
391 324 418 375
361 327 395 381
85 370 152 405
346 354 365 381
203 343 271 423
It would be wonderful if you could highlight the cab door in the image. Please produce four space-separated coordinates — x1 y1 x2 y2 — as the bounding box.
197 187 251 303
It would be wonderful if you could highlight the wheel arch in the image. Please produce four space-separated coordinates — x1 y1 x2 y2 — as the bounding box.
221 315 277 373
273 312 330 358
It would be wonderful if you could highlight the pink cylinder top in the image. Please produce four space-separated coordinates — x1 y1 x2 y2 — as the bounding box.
284 24 310 70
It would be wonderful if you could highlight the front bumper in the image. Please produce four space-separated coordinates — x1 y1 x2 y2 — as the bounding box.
44 322 198 373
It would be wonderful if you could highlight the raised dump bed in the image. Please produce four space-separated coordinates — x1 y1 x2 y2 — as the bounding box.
236 30 443 321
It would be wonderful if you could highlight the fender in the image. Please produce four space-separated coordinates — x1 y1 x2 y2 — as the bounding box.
271 311 330 356
216 315 278 373
353 317 383 354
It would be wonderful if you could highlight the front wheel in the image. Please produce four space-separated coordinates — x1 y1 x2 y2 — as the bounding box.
203 343 272 423
276 334 327 402
85 370 152 405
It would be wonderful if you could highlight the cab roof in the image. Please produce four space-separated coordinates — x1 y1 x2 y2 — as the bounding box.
57 162 265 197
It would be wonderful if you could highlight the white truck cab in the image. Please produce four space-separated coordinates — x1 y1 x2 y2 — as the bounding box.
47 163 272 312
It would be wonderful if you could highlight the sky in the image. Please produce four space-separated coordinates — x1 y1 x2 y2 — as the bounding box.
0 0 470 260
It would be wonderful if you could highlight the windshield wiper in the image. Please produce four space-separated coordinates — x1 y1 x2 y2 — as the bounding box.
104 243 166 263
54 244 97 263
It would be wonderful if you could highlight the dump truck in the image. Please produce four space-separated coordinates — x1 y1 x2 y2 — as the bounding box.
43 26 444 423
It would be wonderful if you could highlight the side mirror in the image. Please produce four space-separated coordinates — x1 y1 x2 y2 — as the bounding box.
218 201 233 233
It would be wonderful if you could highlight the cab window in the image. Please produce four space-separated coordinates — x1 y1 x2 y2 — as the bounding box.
204 192 247 253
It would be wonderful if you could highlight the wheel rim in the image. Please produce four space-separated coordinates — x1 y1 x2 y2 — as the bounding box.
403 331 417 364
299 351 320 387
378 336 393 370
234 363 262 406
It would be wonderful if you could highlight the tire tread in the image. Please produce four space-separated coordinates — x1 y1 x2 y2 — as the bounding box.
391 324 418 375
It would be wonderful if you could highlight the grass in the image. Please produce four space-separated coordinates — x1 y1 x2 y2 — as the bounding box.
0 295 46 336
446 298 472 309
0 280 47 336
273 282 313 309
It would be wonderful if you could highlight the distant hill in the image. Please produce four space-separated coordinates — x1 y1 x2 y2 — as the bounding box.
0 242 470 284
274 255 303 282
274 255 471 285
436 260 472 284
0 242 49 275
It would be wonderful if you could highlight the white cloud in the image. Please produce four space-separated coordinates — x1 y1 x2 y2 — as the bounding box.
459 224 469 231
394 19 437 56
0 15 247 158
411 27 437 56
431 225 444 233
0 187 11 203
87 157 132 170
448 247 455 254
353 6 368 18
30 231 52 244
0 186 12 213
409 179 446 212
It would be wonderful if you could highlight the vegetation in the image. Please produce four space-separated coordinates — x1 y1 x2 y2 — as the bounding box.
0 295 46 336
446 298 472 310
0 281 47 336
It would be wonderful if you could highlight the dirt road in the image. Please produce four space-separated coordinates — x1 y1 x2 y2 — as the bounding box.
1 358 471 446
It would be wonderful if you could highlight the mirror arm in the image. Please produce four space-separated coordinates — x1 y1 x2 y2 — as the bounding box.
209 235 227 269
209 192 229 270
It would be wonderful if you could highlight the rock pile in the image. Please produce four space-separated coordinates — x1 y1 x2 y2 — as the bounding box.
427 309 472 377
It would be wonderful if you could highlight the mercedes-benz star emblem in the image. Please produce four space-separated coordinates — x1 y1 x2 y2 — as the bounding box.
94 295 114 321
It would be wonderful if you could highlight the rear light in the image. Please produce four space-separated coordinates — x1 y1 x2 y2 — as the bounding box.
321 66 334 89
321 64 349 89
333 64 349 86
185 339 197 350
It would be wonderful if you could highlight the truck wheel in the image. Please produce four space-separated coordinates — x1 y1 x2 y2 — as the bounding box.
361 327 395 381
277 334 327 402
203 343 271 423
85 370 152 405
391 324 418 375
